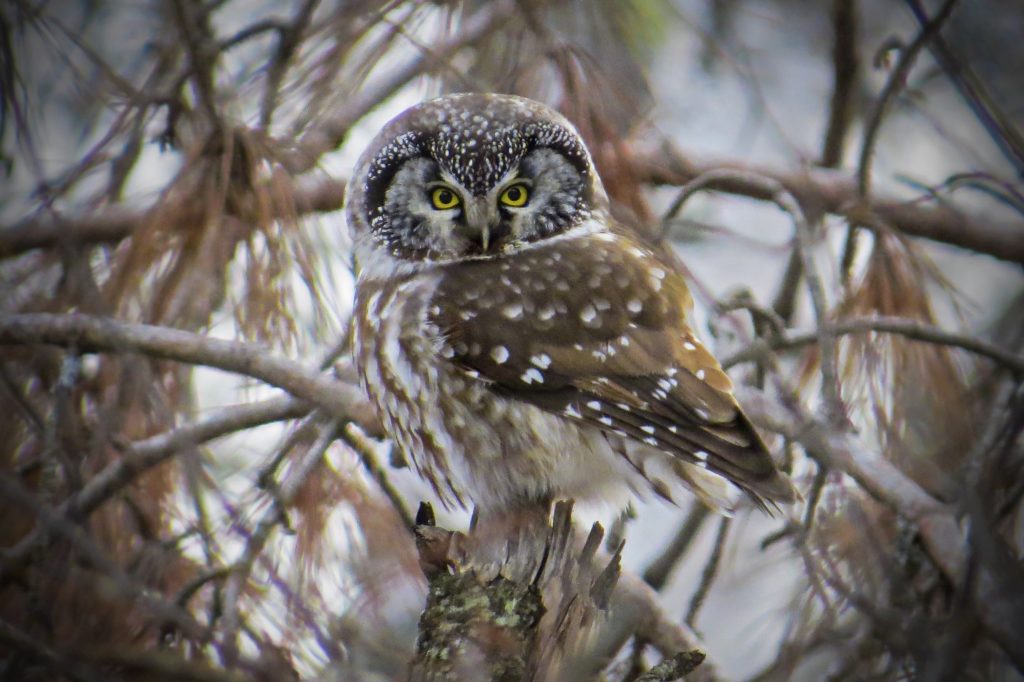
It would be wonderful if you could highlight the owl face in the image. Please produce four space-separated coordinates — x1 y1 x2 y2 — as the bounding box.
347 94 608 262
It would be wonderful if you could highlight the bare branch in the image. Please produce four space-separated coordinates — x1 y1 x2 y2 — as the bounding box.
856 0 961 197
0 177 346 256
0 616 108 682
607 571 722 682
663 168 847 421
736 385 1024 669
0 394 308 573
219 417 340 666
844 0 961 276
684 516 731 629
641 502 711 591
722 315 1024 375
638 145 1024 264
775 186 847 424
0 474 208 642
904 0 1024 176
83 396 311 517
0 313 377 430
821 0 860 169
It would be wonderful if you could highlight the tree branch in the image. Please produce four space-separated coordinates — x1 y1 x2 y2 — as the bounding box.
736 385 1024 670
638 144 1024 264
0 313 376 431
721 315 1024 374
0 177 346 257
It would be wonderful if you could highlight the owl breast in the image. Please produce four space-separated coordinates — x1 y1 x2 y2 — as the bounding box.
353 255 636 510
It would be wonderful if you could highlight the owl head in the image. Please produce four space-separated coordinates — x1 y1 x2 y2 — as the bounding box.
346 94 609 262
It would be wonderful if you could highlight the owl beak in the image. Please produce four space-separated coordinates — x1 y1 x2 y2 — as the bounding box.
460 198 502 252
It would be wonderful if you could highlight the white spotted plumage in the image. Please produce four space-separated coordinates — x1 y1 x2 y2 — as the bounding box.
348 94 797 513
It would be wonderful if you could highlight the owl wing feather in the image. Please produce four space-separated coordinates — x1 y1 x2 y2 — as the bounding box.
431 229 797 509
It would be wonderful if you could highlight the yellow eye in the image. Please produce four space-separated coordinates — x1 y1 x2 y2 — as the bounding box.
430 187 460 210
499 184 529 207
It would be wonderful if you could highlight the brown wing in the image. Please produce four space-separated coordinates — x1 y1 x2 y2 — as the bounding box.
430 228 797 509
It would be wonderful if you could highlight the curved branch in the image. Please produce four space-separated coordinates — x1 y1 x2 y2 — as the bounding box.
736 384 1024 672
856 0 961 197
0 313 376 429
640 145 1024 264
722 315 1024 374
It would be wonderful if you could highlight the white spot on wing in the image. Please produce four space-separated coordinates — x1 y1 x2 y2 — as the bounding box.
530 353 552 369
521 368 544 384
491 345 509 364
502 303 523 320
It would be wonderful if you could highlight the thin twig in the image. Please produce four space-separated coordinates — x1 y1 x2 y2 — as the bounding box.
903 0 1024 177
684 516 732 629
219 417 340 666
775 0 860 317
656 167 849 421
0 395 311 574
600 570 722 682
258 0 319 130
774 187 847 425
0 474 208 642
659 169 752 238
342 423 413 528
844 0 961 278
734 383 1024 670
641 502 711 591
800 463 829 537
282 0 520 173
721 315 1024 375
856 0 960 198
821 0 860 169
0 617 108 682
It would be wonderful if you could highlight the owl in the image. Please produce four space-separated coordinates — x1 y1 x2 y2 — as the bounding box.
347 93 796 514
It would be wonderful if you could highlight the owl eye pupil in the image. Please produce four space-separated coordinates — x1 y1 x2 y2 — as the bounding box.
430 187 460 210
500 183 529 207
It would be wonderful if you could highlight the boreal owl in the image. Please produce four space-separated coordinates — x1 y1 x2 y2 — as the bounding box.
347 93 797 513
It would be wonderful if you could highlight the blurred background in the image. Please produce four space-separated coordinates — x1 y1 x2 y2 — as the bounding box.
1 0 1022 680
